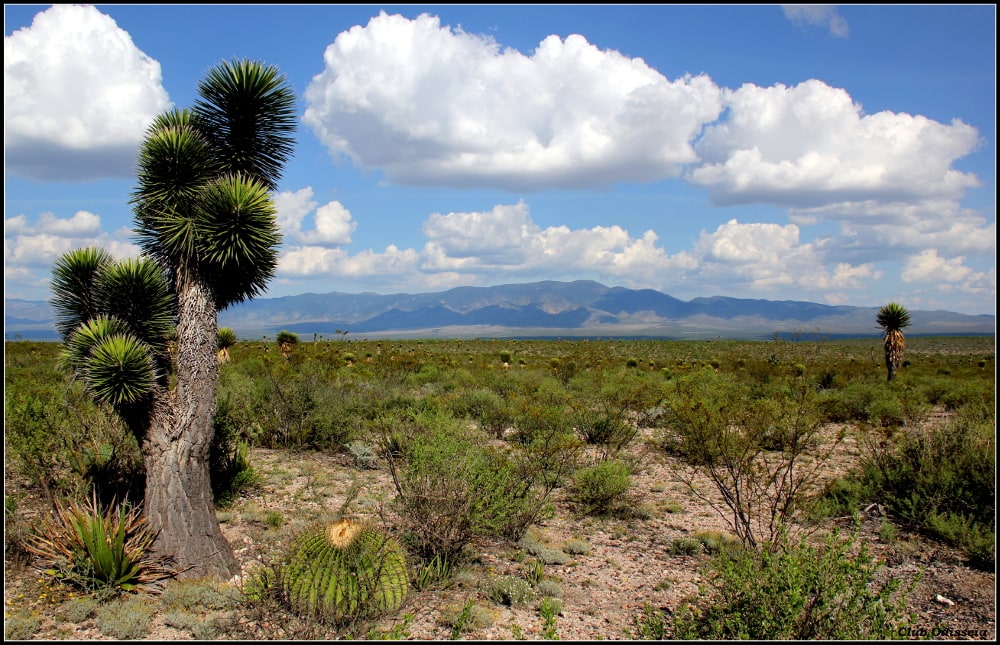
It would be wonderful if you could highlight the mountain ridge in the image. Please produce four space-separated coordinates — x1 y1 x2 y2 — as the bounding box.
5 280 994 340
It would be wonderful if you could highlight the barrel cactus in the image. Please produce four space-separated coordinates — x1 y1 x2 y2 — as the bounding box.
281 519 408 623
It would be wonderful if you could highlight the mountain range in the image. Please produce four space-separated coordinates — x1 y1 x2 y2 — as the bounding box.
6 280 994 341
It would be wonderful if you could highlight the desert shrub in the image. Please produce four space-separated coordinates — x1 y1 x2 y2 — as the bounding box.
484 575 536 607
345 440 378 469
160 578 237 611
230 359 362 449
537 579 563 598
866 391 906 429
671 527 916 640
519 529 571 565
4 612 42 640
5 494 33 571
442 598 496 637
5 383 144 506
821 402 995 567
663 368 835 550
938 378 995 412
562 537 591 556
24 493 176 596
56 595 100 622
571 459 632 515
691 529 742 556
163 611 224 639
388 410 548 563
446 387 513 439
669 537 703 556
627 604 668 640
814 380 880 423
95 595 156 639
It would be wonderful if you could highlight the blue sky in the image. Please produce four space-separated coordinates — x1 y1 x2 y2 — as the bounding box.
4 4 996 315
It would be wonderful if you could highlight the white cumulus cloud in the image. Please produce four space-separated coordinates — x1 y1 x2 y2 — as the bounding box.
274 187 357 246
901 249 981 284
689 80 982 208
3 210 140 298
304 12 723 191
4 4 171 180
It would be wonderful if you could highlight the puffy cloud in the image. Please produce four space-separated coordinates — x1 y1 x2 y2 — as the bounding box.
689 80 982 208
304 12 723 191
689 218 878 292
279 244 419 278
3 210 140 298
4 5 172 181
782 5 849 38
274 187 356 246
422 201 539 264
901 249 982 284
792 200 995 262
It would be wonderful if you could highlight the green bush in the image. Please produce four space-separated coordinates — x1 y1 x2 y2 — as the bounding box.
572 459 632 515
671 527 916 640
820 402 995 567
662 369 831 549
56 595 100 622
390 411 548 563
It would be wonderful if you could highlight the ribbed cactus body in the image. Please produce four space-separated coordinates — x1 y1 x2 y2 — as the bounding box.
282 519 408 623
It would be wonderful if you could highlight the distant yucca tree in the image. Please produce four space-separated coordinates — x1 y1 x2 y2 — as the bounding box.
217 327 238 364
876 303 911 382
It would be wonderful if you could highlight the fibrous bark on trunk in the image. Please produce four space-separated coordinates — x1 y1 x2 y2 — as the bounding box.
142 267 236 579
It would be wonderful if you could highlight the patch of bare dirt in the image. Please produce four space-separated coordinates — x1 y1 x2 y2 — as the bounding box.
4 421 995 641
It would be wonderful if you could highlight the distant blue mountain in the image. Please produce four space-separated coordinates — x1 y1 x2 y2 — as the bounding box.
5 280 995 340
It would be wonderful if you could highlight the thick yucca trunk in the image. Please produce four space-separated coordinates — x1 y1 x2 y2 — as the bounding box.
142 268 236 578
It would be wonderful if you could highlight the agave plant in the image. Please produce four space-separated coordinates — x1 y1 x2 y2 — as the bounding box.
24 493 176 595
876 303 911 382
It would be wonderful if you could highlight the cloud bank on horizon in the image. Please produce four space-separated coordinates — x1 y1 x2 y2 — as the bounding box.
4 4 995 315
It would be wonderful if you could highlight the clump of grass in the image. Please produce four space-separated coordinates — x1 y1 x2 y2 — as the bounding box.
56 595 100 622
4 611 42 640
163 610 224 639
95 595 156 639
669 537 704 556
562 538 591 556
440 598 496 637
537 579 563 598
160 578 237 611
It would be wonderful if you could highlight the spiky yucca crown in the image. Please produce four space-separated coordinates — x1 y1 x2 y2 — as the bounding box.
282 519 408 624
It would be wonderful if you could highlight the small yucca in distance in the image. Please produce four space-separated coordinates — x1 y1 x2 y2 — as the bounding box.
876 302 911 382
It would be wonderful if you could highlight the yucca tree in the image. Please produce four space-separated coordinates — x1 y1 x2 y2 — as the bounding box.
876 303 911 382
50 59 295 579
217 327 238 364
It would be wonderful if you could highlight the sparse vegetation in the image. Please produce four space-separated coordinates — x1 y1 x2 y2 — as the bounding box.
4 336 994 639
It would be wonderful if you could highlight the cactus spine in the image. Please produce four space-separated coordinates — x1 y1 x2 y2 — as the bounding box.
282 519 408 623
